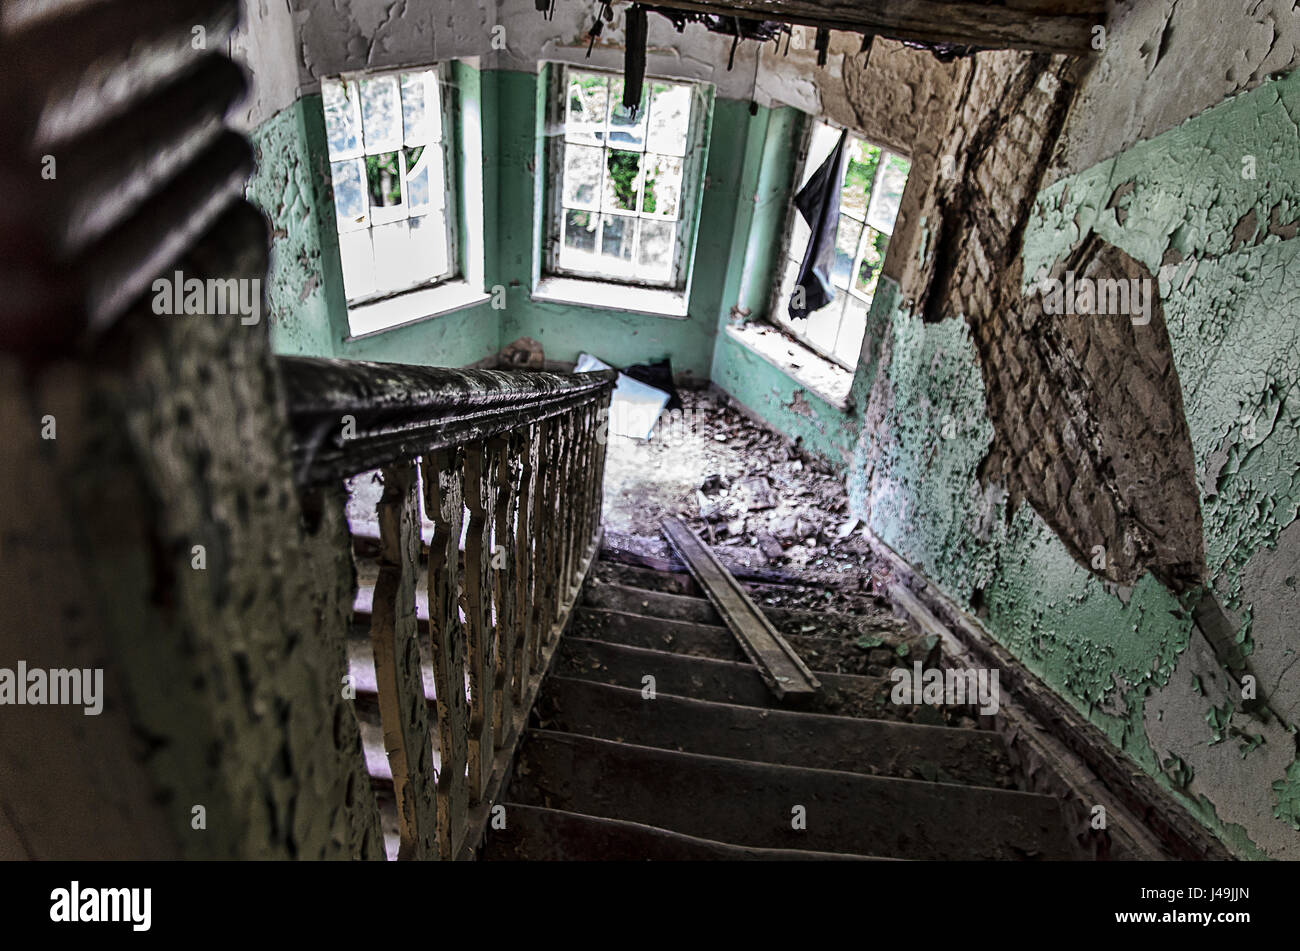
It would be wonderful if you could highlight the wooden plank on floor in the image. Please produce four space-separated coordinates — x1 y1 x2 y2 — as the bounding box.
659 516 819 701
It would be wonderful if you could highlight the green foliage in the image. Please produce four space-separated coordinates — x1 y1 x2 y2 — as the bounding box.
843 141 880 201
365 151 401 207
606 150 640 211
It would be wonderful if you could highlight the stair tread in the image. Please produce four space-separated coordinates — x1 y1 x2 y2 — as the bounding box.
556 636 971 724
479 803 890 861
510 730 1074 860
536 676 1017 788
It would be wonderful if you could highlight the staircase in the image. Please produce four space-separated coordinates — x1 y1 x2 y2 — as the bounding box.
480 554 1079 860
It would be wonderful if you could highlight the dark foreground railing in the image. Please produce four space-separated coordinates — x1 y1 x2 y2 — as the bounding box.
279 356 616 859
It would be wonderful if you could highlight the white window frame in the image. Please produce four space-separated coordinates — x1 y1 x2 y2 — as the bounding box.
770 120 910 370
543 64 708 292
322 63 459 310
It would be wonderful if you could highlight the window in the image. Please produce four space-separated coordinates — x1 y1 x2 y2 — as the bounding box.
546 66 704 289
773 121 911 369
322 66 457 307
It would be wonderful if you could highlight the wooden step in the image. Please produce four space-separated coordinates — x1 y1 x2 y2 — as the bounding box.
555 637 963 724
537 677 1017 788
587 577 922 643
510 731 1075 860
571 606 746 662
479 803 887 861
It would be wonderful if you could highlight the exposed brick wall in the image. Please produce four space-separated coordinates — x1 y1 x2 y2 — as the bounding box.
888 49 1205 590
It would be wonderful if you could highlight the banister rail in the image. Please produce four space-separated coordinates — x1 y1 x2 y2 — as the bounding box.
279 355 615 860
279 355 617 486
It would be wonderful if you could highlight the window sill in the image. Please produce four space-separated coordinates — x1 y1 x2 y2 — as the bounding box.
345 281 490 342
532 276 688 319
723 322 855 410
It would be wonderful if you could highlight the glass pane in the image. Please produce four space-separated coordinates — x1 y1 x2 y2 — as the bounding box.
607 78 648 150
637 219 674 283
366 152 403 209
835 296 868 367
560 209 598 271
401 71 440 145
409 213 449 280
832 216 861 287
805 298 842 355
854 227 888 299
599 213 636 277
603 150 641 212
645 82 691 156
331 159 367 230
867 153 911 235
371 220 413 293
338 228 376 300
323 79 362 160
642 153 682 217
566 71 608 145
360 75 402 153
841 139 880 220
562 143 603 209
405 147 431 213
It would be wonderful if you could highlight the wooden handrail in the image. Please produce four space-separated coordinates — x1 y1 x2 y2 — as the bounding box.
280 356 614 859
278 355 616 486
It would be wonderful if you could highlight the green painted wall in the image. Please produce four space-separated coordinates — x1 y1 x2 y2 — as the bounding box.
246 98 341 357
244 68 859 464
849 71 1300 856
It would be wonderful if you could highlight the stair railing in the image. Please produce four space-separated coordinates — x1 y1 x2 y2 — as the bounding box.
279 355 616 860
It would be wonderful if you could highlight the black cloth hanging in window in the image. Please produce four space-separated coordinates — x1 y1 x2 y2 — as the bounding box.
788 128 848 322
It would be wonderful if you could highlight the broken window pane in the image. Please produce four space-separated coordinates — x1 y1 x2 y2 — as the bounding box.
646 82 691 156
832 216 861 287
563 143 603 208
566 72 608 145
637 219 674 283
366 152 403 208
603 150 642 212
331 159 368 230
607 78 648 149
841 139 880 220
360 75 402 153
867 152 910 235
405 147 431 213
323 79 362 160
642 153 682 217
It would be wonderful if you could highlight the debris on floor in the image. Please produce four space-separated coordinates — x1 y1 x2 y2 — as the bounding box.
599 387 910 668
576 352 671 440
602 388 882 581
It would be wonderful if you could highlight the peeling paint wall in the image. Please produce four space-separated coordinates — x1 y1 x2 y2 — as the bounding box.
851 5 1300 856
1049 0 1300 182
245 97 344 357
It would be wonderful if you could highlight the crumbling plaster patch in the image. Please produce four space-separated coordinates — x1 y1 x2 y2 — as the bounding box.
230 0 302 130
246 100 339 357
1049 0 1300 181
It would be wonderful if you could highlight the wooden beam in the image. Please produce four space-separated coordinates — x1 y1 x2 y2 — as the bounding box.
660 517 820 702
642 0 1104 54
